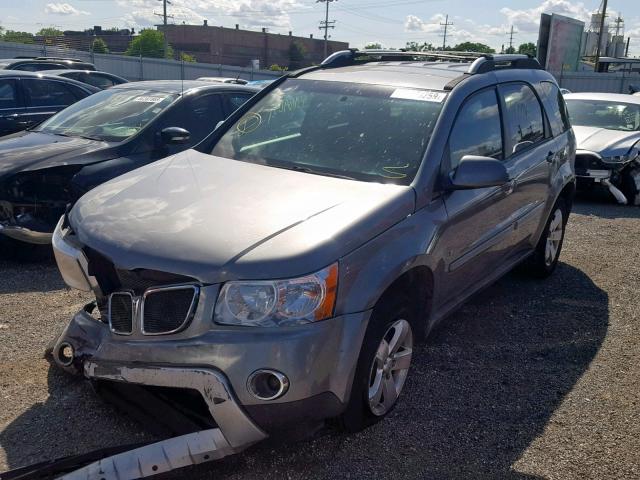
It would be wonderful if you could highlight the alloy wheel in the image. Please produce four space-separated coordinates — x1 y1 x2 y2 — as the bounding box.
367 319 413 416
545 208 564 266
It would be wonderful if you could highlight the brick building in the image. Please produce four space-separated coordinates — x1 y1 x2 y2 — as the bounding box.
158 22 349 69
36 26 135 54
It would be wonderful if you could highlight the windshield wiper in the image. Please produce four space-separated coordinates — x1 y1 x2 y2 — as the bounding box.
285 164 357 181
51 131 102 141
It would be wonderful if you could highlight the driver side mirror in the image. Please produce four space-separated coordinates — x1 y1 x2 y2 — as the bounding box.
160 127 190 145
448 155 509 190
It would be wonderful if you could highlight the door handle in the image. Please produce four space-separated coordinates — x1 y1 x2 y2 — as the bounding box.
503 179 517 195
546 151 556 163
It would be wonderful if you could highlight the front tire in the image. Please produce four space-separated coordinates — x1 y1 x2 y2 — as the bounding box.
523 198 567 278
338 295 415 432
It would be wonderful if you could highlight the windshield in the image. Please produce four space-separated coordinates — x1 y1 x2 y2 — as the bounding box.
566 99 640 132
211 79 446 184
35 88 178 141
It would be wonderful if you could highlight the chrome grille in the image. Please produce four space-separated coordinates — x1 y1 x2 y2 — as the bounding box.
141 285 199 335
108 292 134 335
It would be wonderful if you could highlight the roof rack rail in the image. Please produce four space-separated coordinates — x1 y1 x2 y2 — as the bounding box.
321 49 542 73
467 54 542 73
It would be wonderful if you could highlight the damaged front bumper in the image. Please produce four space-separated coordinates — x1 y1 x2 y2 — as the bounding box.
50 217 371 474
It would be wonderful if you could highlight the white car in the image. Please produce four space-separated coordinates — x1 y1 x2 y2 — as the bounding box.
197 76 248 85
564 92 640 204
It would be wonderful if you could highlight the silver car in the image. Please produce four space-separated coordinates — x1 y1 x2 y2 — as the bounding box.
564 92 640 205
51 51 576 466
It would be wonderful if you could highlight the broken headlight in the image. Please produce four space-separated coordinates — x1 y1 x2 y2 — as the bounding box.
601 147 639 164
214 263 338 327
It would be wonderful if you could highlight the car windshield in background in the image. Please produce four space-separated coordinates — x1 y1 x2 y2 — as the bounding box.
565 99 640 132
211 79 446 184
34 88 178 142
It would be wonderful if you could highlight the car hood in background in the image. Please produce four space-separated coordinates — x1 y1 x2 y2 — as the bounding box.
573 125 640 156
70 150 416 283
0 131 113 179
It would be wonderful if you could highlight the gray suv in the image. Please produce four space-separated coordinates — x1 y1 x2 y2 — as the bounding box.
52 51 576 461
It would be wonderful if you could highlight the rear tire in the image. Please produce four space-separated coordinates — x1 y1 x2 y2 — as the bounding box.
522 198 567 278
337 295 415 432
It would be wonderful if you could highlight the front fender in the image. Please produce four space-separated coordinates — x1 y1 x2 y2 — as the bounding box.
337 199 446 316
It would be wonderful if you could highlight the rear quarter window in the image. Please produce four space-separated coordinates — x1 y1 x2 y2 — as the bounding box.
538 81 571 136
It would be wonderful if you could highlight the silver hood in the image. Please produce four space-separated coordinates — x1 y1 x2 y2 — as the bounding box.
70 150 416 283
573 125 640 157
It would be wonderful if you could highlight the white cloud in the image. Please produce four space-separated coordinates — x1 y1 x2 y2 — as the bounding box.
404 13 482 46
117 0 304 31
500 0 591 33
44 2 89 16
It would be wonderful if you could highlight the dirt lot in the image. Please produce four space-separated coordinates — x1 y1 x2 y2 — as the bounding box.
1 198 639 479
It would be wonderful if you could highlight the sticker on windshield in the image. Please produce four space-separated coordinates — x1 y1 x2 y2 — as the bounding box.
390 89 447 103
133 96 166 103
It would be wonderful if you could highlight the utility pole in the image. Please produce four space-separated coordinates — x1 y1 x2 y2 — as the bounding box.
594 0 608 72
154 0 174 58
317 0 336 59
507 25 515 52
440 14 453 50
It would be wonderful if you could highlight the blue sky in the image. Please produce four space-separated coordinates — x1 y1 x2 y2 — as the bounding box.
2 0 639 55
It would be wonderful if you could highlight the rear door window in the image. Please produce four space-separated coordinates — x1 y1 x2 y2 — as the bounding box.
0 79 20 109
499 82 545 156
538 81 571 136
82 73 117 89
181 93 225 143
13 63 63 71
449 88 503 169
23 79 78 107
226 92 253 112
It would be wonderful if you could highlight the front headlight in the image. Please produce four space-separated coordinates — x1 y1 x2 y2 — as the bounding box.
602 147 639 164
214 263 338 327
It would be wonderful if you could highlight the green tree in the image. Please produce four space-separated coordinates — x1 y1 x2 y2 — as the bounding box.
518 42 537 57
36 27 63 37
179 52 196 62
504 46 516 54
2 30 35 44
452 42 495 53
364 42 382 49
125 29 173 59
92 38 109 54
406 41 434 51
288 40 306 69
270 64 288 72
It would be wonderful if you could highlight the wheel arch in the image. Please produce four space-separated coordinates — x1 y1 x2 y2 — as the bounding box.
371 265 434 340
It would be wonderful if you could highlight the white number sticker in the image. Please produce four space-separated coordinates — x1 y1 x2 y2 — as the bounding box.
390 89 447 103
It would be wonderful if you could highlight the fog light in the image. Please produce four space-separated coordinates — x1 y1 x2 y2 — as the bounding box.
56 342 75 367
247 369 289 401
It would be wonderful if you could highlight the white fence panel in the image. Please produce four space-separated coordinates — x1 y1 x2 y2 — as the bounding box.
0 41 280 82
550 71 640 93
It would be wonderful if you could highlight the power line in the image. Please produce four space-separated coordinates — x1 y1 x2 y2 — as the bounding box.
439 14 453 50
317 0 337 58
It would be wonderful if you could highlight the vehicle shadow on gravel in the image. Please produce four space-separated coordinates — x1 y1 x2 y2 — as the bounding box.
180 262 609 479
0 239 63 294
573 192 640 219
0 263 608 479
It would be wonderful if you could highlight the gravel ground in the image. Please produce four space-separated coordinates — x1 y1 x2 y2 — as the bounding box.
0 197 639 479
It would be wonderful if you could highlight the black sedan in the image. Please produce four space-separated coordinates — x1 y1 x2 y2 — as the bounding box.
0 80 258 244
0 57 96 71
47 69 128 89
0 70 100 136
